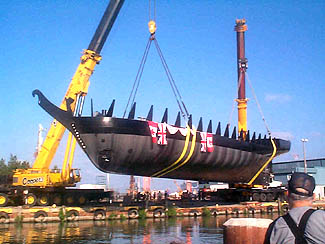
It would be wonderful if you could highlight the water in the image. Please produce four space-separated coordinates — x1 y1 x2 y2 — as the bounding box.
0 214 276 244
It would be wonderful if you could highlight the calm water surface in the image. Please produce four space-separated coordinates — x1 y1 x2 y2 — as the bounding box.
0 214 276 244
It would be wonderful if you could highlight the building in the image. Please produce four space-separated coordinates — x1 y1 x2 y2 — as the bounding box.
272 158 325 199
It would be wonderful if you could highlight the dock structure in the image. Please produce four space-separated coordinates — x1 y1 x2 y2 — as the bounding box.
223 218 272 244
0 201 324 224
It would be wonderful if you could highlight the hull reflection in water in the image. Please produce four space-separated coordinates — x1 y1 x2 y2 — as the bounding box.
0 215 275 244
33 90 290 184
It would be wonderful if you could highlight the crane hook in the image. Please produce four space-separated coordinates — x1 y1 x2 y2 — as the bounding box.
148 20 156 35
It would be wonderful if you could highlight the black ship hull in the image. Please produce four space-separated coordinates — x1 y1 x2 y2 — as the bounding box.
33 90 290 184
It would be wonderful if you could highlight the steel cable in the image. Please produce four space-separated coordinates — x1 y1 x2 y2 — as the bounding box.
153 38 190 122
245 72 272 136
124 36 190 123
123 38 152 118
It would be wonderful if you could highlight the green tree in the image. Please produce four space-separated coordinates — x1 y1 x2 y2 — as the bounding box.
0 155 30 177
0 158 7 175
8 154 20 172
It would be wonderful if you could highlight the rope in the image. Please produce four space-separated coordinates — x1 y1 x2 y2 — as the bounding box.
245 72 272 136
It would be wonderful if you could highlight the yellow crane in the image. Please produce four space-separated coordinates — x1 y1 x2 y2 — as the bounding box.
0 0 124 207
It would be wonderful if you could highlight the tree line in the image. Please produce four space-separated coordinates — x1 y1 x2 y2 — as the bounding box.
0 154 30 177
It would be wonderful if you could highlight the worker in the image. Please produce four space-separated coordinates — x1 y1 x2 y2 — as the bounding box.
264 172 325 244
158 191 162 201
164 189 169 199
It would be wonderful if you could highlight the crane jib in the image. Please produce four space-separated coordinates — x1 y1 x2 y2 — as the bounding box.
88 0 125 54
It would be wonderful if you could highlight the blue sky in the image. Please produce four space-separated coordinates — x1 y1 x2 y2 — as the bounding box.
1 1 324 192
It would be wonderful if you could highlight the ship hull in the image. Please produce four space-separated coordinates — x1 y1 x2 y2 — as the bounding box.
73 117 289 183
32 89 291 184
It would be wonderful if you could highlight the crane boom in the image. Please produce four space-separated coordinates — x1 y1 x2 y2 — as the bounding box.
32 0 124 170
12 0 124 191
32 50 101 170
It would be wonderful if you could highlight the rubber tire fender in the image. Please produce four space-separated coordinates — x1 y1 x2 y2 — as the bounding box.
34 211 48 223
153 208 165 218
211 210 218 217
128 209 139 219
190 210 200 217
66 210 79 221
0 211 9 224
248 207 256 214
94 209 106 220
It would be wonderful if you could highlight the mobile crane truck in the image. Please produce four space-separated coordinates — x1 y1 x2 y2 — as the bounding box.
0 0 124 207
